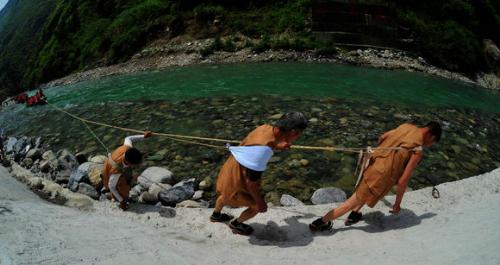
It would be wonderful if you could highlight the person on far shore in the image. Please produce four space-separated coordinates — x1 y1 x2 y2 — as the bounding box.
210 112 308 235
101 131 153 210
309 122 442 232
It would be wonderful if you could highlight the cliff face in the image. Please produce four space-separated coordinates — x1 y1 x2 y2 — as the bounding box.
0 0 499 99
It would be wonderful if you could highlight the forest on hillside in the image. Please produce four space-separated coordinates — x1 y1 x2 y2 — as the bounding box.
0 0 499 98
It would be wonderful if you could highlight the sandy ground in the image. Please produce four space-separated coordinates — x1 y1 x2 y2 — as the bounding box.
1 166 500 265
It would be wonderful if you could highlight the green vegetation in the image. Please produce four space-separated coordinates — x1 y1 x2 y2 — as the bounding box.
396 0 500 74
0 0 499 98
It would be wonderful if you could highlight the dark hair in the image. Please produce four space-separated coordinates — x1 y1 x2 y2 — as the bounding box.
124 147 143 165
425 121 442 142
274 111 308 133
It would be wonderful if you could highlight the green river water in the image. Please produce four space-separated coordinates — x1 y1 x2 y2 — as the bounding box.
1 63 499 203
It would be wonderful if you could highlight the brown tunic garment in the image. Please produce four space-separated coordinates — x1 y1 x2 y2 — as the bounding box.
216 124 277 207
356 123 423 207
102 145 131 200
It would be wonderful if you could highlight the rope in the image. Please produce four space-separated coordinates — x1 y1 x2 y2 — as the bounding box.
41 99 416 154
40 99 440 198
81 121 109 154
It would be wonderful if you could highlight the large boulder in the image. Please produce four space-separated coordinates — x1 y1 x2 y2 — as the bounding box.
280 194 305 207
158 186 195 207
13 136 32 155
77 162 100 174
68 170 89 192
139 192 159 204
42 150 57 161
88 164 104 187
55 169 71 184
40 160 54 173
89 155 107 164
129 184 146 202
76 183 99 200
5 137 17 153
173 178 197 192
75 152 88 164
138 167 174 189
25 148 42 160
311 187 347 205
57 149 79 171
148 183 172 198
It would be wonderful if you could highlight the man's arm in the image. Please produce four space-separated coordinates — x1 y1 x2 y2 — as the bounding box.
391 152 423 214
108 173 124 202
124 131 152 147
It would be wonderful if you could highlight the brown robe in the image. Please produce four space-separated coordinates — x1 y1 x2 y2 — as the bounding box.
356 123 423 207
102 145 131 200
216 125 277 207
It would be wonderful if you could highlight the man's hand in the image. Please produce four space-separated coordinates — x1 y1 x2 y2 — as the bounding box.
144 131 153 138
256 199 268 213
119 200 129 211
276 141 291 150
389 204 401 214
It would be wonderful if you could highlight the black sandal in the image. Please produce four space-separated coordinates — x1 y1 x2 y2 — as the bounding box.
229 220 254 235
309 217 333 232
345 211 362 226
210 212 234 223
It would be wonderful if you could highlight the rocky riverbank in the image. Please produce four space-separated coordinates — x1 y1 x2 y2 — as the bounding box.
1 95 499 205
41 36 500 90
2 131 350 210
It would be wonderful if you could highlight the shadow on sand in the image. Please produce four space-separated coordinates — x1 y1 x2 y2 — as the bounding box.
248 211 317 248
126 203 177 218
247 203 436 247
335 209 436 234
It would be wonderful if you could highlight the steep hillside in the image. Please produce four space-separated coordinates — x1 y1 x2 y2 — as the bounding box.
0 0 499 99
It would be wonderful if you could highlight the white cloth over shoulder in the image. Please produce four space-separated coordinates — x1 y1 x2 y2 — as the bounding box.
229 145 273 172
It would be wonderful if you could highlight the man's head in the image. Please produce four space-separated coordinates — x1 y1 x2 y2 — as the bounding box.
422 121 442 146
124 147 143 167
273 111 308 148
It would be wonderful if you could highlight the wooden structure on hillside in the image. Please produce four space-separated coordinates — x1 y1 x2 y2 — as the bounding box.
312 0 409 49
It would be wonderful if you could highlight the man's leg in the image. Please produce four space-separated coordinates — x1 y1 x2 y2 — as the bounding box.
228 193 258 235
353 204 364 212
229 204 258 235
345 203 365 226
213 195 225 213
210 195 233 222
322 193 364 222
310 193 364 231
236 204 258 223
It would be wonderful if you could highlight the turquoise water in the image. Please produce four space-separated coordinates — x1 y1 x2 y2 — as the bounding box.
42 63 500 113
2 62 499 201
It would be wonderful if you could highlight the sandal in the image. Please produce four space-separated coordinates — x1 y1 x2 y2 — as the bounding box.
210 212 234 223
345 211 362 226
309 217 333 232
229 220 254 235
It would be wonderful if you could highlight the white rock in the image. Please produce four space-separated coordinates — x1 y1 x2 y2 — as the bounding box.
138 167 174 189
89 155 107 164
148 183 172 198
192 190 204 200
280 194 305 207
77 162 99 174
42 150 56 161
311 187 347 205
176 200 204 208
